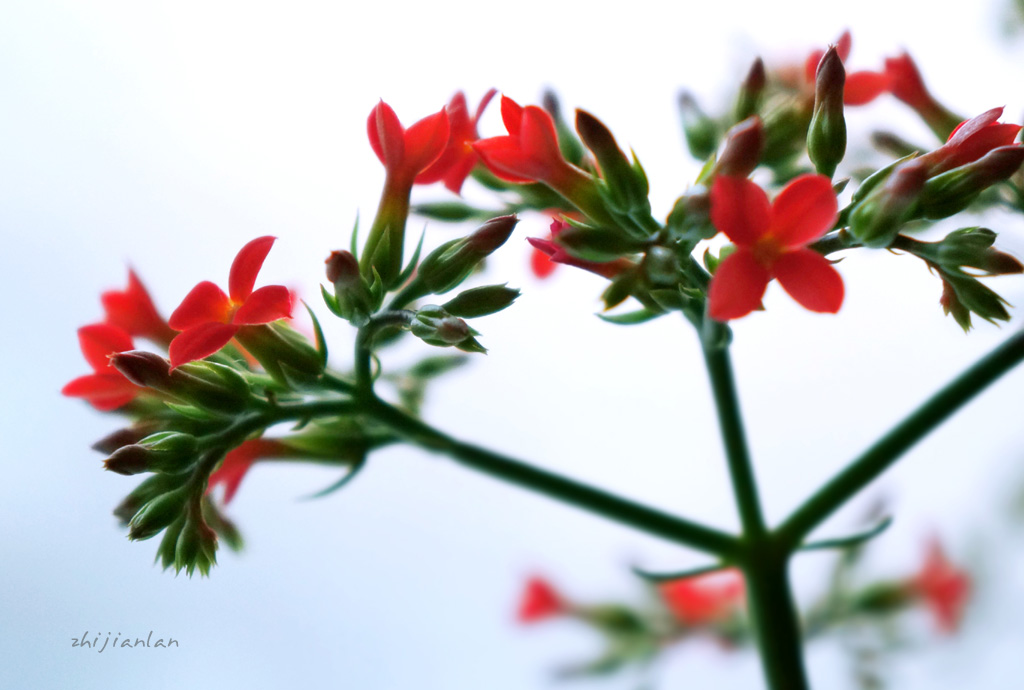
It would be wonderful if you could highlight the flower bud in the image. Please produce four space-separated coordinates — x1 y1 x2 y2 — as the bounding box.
441 284 520 318
542 89 587 167
104 432 199 476
760 96 813 166
411 305 486 353
555 224 649 263
734 57 766 122
174 512 218 576
113 474 182 526
92 423 162 454
575 109 648 211
416 215 518 295
713 116 764 178
807 46 847 178
325 249 377 326
235 322 325 386
849 160 926 247
110 351 252 415
128 487 189 541
919 146 1024 219
678 91 719 160
110 350 175 389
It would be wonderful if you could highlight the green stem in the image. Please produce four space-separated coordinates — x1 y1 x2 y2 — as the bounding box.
701 319 809 690
778 326 1024 550
701 322 767 538
365 396 739 557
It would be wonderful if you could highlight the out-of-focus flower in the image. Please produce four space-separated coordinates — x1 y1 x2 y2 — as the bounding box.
910 538 971 633
659 570 745 626
62 324 142 411
167 236 293 368
416 90 496 194
208 439 290 505
101 270 177 345
708 174 842 320
528 218 635 280
517 575 567 623
883 53 963 138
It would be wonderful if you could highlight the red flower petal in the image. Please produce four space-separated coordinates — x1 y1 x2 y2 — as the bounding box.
229 236 276 304
709 176 771 246
231 285 293 325
517 576 565 623
472 136 541 184
772 248 844 313
659 571 744 626
79 323 134 372
519 106 565 181
474 88 498 123
946 107 1003 144
529 243 558 278
62 373 139 411
367 100 405 171
168 281 232 331
767 174 838 247
844 71 890 106
101 270 167 340
403 108 450 177
168 322 240 368
500 95 524 135
707 249 771 321
913 538 971 633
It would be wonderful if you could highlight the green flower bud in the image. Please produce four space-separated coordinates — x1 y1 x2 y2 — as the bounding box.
416 215 518 295
104 432 199 476
919 146 1024 219
678 92 720 161
848 160 926 248
734 57 766 122
575 109 649 212
808 46 847 178
442 284 520 318
411 306 486 353
235 322 325 386
128 487 189 541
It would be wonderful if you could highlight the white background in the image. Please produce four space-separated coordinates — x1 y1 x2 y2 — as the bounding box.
4 0 1024 688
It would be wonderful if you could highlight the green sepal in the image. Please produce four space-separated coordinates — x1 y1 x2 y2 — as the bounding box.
349 213 360 258
597 307 665 325
303 300 329 370
630 562 727 583
412 201 497 222
300 457 367 500
163 402 213 421
799 516 893 552
320 284 342 318
396 229 426 287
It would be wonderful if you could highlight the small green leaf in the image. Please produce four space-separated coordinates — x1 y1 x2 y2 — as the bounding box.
799 516 893 552
300 457 367 500
597 308 665 325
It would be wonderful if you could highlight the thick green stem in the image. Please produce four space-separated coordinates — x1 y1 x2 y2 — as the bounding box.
778 326 1024 550
365 396 739 557
742 550 812 690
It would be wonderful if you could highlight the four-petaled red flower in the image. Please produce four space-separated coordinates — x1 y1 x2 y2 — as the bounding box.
804 31 889 106
368 100 451 183
659 570 745 626
101 269 177 345
528 218 634 280
708 174 843 321
62 324 142 411
517 575 567 623
473 96 579 188
911 538 971 634
168 236 293 368
918 106 1023 176
207 438 288 504
415 90 496 194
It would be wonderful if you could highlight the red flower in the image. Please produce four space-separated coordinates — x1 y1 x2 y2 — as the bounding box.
517 576 567 623
804 31 889 107
368 100 451 183
416 90 496 194
167 236 293 368
62 324 142 411
659 570 745 626
910 538 971 633
528 218 635 280
473 96 580 188
883 53 933 112
919 106 1022 176
101 269 177 345
708 174 842 320
207 438 288 504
